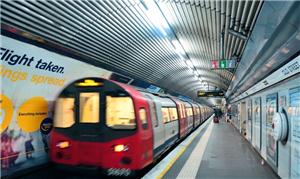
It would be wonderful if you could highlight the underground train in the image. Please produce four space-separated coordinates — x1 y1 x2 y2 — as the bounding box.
50 77 212 176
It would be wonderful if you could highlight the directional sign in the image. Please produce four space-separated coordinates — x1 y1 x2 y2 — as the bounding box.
219 59 227 68
211 59 237 69
211 60 219 69
197 90 224 97
227 60 236 68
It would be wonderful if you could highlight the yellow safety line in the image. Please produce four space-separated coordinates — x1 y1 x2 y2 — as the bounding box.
156 128 202 179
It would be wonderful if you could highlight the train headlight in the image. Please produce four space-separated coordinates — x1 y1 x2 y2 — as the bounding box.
56 141 70 149
113 144 129 152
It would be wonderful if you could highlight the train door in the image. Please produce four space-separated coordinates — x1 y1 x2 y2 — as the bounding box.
143 94 164 157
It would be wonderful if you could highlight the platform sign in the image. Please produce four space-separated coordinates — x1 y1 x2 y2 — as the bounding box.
266 93 278 169
289 87 300 179
219 59 227 68
211 60 219 69
197 90 224 97
211 59 236 69
227 60 237 68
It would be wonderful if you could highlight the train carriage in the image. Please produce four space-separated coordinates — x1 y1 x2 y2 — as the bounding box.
51 77 211 175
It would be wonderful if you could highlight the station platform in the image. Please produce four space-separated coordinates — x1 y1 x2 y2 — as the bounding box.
143 117 279 179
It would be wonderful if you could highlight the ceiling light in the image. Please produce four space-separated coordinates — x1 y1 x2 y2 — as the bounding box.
172 40 185 56
185 60 194 69
141 0 169 37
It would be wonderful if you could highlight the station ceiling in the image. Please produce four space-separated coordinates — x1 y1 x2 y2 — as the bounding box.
1 0 263 106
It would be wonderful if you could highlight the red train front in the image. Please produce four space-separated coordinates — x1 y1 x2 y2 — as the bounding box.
50 78 153 176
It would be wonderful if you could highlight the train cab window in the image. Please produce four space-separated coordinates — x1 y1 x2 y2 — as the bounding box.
139 108 148 129
162 107 170 123
169 108 178 121
106 95 136 129
54 97 75 128
79 93 100 123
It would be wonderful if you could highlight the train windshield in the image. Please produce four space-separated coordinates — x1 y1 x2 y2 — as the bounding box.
54 97 75 128
79 92 100 123
106 95 136 129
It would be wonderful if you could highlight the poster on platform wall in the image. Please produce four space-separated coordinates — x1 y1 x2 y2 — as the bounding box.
0 35 112 177
289 87 300 179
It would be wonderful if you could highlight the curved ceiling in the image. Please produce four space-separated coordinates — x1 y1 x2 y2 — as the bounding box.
0 0 263 105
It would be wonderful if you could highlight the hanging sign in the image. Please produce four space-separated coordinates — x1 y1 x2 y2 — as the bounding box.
197 90 224 97
211 59 237 69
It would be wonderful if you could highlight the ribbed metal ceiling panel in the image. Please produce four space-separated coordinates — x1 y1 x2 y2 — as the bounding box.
0 0 262 105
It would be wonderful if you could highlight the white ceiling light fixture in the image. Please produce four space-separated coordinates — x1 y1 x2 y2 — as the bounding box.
140 0 169 37
185 59 194 69
171 40 185 56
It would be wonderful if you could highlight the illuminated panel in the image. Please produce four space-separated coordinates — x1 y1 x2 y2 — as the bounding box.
75 79 103 87
197 90 224 97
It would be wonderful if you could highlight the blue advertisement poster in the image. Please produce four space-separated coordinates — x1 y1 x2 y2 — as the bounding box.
289 87 300 179
266 93 278 168
253 97 261 151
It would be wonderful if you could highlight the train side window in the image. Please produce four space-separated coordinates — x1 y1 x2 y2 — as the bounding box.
106 96 136 129
54 97 75 128
139 108 148 129
169 108 178 121
162 107 170 123
189 108 193 116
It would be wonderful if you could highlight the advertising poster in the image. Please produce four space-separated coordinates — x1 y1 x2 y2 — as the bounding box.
266 93 278 168
289 87 300 179
253 97 261 150
0 35 112 177
247 99 252 142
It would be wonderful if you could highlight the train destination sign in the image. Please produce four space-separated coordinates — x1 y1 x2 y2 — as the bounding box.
197 90 224 97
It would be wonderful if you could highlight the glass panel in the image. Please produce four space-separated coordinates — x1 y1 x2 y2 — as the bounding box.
161 107 170 123
150 102 158 127
80 93 100 123
139 108 148 129
253 97 261 150
266 93 278 168
54 98 75 128
169 108 178 121
106 96 136 129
